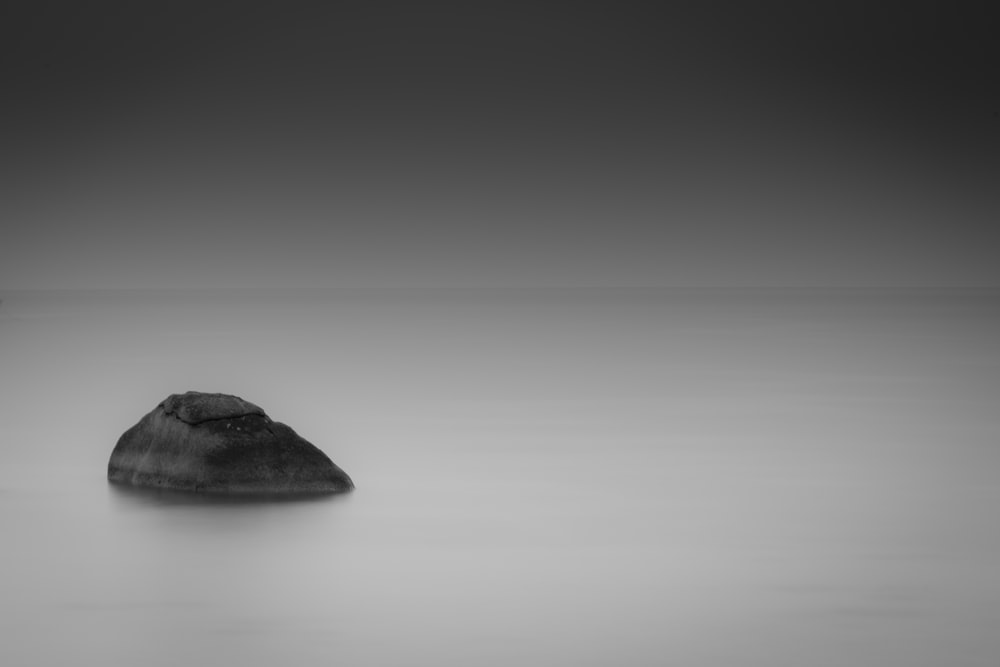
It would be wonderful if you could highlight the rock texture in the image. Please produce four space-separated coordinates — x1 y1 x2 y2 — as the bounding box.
108 392 354 494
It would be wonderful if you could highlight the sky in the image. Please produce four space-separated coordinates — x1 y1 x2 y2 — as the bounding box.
2 1 998 289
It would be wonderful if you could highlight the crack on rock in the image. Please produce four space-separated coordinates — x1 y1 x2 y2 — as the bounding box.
167 412 273 427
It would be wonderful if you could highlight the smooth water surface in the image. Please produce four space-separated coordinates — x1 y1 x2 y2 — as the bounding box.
1 288 999 665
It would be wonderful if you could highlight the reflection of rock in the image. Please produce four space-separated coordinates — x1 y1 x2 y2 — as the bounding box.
108 392 354 494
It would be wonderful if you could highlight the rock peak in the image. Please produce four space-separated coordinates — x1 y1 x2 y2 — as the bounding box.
161 391 266 425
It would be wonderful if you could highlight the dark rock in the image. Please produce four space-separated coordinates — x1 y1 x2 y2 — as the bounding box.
108 392 354 494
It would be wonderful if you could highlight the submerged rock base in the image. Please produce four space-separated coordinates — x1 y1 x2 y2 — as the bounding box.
108 392 353 494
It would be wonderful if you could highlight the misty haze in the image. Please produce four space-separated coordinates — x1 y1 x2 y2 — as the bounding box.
2 2 999 664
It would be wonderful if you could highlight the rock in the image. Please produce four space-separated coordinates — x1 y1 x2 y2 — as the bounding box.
108 391 354 494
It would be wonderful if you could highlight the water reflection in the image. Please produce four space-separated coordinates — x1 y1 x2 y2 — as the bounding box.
106 479 353 507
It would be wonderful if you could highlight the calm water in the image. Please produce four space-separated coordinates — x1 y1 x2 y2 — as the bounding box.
1 288 999 666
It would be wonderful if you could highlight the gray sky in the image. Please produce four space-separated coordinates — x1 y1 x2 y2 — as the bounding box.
2 1 998 289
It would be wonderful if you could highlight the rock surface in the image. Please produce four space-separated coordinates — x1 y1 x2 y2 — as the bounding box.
108 392 354 494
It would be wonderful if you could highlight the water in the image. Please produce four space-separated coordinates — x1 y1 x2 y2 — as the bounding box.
2 288 999 665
